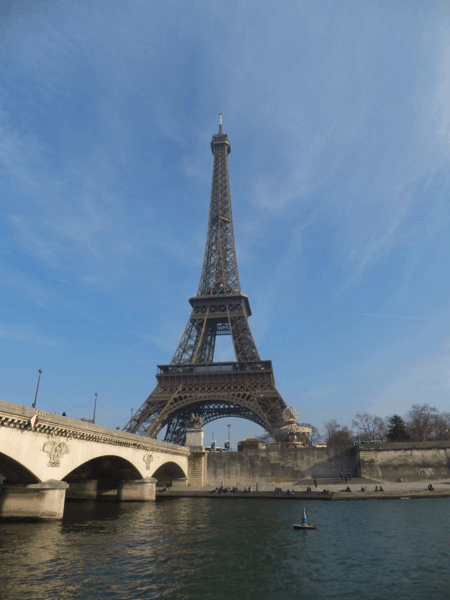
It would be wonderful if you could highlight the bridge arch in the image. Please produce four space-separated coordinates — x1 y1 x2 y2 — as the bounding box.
62 455 142 483
152 461 187 486
0 451 40 484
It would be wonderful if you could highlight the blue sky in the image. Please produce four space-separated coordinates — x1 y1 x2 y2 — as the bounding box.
1 0 450 447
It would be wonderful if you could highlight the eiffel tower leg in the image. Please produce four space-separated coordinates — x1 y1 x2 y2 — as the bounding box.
170 319 201 365
229 314 261 363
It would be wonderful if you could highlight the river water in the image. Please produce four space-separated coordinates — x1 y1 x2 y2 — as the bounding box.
1 497 449 600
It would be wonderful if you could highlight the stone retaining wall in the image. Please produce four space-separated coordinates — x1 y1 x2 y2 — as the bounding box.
206 442 450 485
207 446 357 486
357 442 450 481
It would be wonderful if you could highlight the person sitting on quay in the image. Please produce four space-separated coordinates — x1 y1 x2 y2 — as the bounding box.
345 486 351 492
374 486 378 492
360 486 366 492
427 483 435 492
379 485 384 492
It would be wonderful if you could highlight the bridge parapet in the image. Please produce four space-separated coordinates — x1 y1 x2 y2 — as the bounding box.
0 399 189 456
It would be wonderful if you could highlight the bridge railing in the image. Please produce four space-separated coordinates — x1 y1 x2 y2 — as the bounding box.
0 399 189 455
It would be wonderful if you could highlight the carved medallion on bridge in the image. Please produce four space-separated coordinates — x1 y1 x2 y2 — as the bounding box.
43 441 69 467
143 453 153 470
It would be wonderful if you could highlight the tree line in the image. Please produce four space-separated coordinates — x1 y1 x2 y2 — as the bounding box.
317 404 450 446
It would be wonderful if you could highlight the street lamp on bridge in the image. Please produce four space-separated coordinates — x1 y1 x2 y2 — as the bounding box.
32 369 43 409
93 393 98 424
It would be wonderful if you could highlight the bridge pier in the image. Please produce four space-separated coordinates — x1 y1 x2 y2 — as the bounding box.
66 478 158 502
186 428 207 487
117 478 156 501
65 479 100 500
0 480 69 520
188 452 207 486
171 477 188 488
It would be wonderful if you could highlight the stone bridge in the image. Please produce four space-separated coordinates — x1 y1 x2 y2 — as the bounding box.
0 400 203 520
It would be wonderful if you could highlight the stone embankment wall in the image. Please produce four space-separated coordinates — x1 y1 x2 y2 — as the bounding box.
357 442 450 482
207 447 357 486
205 442 450 485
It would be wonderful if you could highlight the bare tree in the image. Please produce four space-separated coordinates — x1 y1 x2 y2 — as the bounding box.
352 411 386 441
429 411 450 441
300 422 322 446
256 431 275 444
323 419 353 446
405 403 439 442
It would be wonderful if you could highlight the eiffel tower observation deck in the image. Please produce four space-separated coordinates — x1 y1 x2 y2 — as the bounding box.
124 115 288 444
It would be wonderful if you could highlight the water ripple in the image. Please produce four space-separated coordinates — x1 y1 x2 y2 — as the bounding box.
1 498 450 599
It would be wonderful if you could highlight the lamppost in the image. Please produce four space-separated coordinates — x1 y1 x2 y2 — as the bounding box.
227 423 231 451
32 369 43 409
93 393 98 424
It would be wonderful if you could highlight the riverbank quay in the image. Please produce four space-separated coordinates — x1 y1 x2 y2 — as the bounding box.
156 478 450 501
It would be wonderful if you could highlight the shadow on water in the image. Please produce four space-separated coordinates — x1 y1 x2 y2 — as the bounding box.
0 498 449 600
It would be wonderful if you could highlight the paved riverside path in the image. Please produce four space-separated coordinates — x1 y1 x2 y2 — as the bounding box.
157 478 450 501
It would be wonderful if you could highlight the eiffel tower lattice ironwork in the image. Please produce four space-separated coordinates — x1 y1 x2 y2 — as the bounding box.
124 115 288 444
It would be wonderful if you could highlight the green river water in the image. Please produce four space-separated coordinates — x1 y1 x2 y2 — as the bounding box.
1 497 449 600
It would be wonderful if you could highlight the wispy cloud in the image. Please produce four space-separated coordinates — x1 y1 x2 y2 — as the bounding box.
306 385 339 398
333 311 437 321
371 350 450 416
0 323 59 346
0 264 57 309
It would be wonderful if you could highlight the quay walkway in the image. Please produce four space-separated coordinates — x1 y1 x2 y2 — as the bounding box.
157 478 450 501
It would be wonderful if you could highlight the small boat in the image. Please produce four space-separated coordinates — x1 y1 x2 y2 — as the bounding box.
293 507 317 530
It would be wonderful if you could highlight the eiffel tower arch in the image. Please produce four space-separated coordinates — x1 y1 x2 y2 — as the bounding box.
124 115 288 444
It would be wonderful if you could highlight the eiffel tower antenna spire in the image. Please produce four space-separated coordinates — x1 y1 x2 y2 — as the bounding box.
124 118 288 444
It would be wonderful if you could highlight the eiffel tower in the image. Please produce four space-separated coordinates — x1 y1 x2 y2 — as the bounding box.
124 115 288 444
